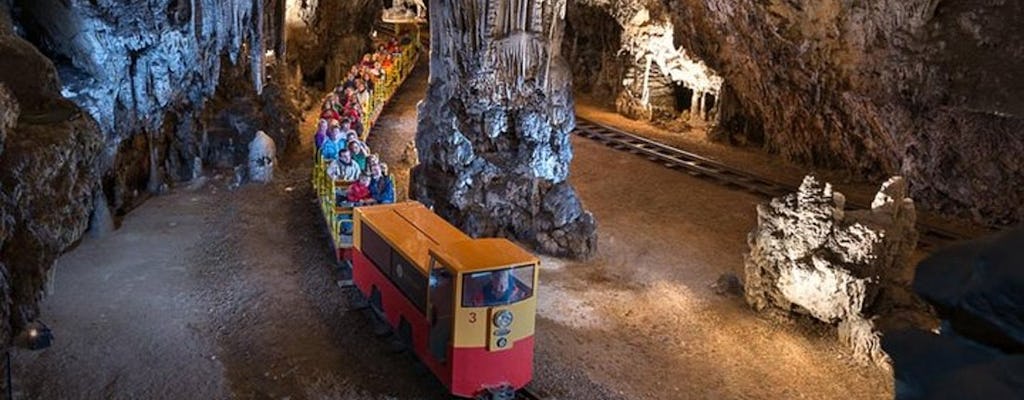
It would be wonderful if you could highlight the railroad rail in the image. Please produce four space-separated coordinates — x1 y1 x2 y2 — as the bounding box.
572 116 971 250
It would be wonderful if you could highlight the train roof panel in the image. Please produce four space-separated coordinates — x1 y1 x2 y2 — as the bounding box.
357 202 470 274
432 238 539 273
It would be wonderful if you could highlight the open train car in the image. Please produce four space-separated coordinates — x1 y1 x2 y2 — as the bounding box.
352 202 539 398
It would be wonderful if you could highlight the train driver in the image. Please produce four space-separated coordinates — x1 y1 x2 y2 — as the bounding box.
470 269 525 307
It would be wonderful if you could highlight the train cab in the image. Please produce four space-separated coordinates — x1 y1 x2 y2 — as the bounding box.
351 202 539 398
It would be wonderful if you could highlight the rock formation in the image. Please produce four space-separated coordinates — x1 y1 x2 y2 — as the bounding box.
567 1 723 125
745 176 918 365
412 0 597 259
248 131 277 183
0 4 104 346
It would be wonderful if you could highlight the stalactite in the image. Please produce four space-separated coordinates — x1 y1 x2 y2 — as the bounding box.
641 55 652 106
251 0 265 95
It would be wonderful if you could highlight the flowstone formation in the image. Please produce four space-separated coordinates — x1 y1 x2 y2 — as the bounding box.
745 176 919 366
412 0 597 258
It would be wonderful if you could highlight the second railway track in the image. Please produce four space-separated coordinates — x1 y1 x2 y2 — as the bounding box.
572 116 971 250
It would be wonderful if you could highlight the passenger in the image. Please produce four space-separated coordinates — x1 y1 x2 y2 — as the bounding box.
368 162 395 205
470 269 525 306
320 126 346 160
346 173 374 205
321 107 341 122
313 119 329 149
327 148 362 181
348 140 368 171
355 80 370 107
339 118 356 137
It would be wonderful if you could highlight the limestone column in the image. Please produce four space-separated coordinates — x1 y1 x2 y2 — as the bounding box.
412 0 597 258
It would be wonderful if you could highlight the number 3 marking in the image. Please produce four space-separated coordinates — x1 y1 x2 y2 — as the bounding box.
468 312 477 323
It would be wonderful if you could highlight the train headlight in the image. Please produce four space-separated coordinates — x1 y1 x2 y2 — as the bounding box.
493 310 514 329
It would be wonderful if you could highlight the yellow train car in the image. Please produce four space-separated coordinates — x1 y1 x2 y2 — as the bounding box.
351 202 539 398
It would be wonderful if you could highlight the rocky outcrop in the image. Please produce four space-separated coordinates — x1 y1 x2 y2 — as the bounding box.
248 131 277 183
745 176 919 365
659 0 1024 225
0 4 104 346
412 0 597 259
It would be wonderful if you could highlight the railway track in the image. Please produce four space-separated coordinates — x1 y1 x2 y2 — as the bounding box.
572 117 971 250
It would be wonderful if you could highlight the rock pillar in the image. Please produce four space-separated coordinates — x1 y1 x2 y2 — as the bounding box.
412 0 597 258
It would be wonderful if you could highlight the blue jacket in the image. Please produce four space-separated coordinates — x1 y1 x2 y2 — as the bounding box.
370 176 395 204
320 138 347 160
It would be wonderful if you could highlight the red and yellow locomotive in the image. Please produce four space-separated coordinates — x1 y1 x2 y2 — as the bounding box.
351 202 539 398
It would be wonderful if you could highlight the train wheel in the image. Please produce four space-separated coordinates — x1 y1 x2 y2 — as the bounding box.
369 287 391 337
390 318 413 354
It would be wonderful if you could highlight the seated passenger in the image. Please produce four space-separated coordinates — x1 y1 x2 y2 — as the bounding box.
348 140 368 171
346 174 374 205
470 270 525 307
327 148 362 181
355 80 370 107
320 127 343 160
313 119 329 149
339 118 357 139
368 162 395 205
320 105 341 122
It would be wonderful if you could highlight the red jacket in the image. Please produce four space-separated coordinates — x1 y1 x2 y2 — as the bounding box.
321 109 340 121
347 182 371 203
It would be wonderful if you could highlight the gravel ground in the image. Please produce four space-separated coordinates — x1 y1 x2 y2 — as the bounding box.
12 60 894 399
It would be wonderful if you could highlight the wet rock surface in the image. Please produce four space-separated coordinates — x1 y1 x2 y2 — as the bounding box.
413 0 597 258
744 175 920 365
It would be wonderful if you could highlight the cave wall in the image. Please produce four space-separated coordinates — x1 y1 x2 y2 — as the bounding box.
0 2 104 346
0 0 305 350
12 0 288 213
564 3 625 100
413 0 598 259
655 0 1024 225
286 0 384 89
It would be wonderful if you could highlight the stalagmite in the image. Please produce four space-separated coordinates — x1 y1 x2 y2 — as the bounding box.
414 0 597 259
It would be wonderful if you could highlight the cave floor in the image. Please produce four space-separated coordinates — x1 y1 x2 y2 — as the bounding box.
12 64 892 399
